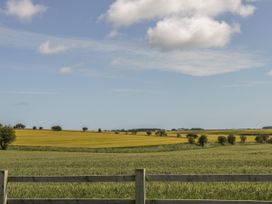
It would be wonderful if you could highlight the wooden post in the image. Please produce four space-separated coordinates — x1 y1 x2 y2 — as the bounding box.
0 170 8 204
135 169 145 204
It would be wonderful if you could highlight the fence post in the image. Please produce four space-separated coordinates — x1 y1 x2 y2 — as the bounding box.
135 169 145 204
0 170 8 204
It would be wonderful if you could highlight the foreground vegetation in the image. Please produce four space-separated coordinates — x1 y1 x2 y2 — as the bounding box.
0 144 272 200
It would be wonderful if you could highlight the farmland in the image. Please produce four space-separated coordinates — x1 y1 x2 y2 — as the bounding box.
0 144 272 200
11 129 271 150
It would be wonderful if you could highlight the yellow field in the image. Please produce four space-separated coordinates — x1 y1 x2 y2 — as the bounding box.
14 130 186 148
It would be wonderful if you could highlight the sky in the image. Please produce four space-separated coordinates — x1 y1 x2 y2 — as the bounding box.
0 0 272 130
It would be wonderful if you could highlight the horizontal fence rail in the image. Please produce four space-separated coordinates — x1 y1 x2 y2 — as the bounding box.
1 169 272 204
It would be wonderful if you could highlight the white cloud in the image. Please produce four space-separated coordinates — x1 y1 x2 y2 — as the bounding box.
148 16 240 50
38 41 69 55
59 67 74 75
268 70 272 76
0 26 264 77
105 0 255 49
5 0 47 21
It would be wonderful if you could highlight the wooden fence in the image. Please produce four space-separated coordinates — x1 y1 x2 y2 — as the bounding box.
1 169 272 204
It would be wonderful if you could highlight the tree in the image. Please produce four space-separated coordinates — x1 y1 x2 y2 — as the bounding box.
227 134 236 145
39 127 43 130
188 137 195 144
51 126 62 131
186 133 198 139
98 128 102 133
0 123 2 128
176 133 181 138
240 135 247 143
146 131 152 136
82 127 88 132
33 126 37 130
255 135 269 143
0 126 16 150
155 130 167 137
198 135 208 147
14 123 25 129
218 136 227 145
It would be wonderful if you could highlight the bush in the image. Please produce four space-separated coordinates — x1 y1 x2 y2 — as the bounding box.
227 134 236 145
146 131 152 136
198 135 208 147
255 135 269 143
39 127 43 130
188 137 195 144
51 126 62 131
218 136 227 145
155 130 167 137
98 128 102 133
186 133 198 139
115 131 119 134
176 133 181 138
0 126 16 150
0 123 2 128
268 137 272 144
82 127 88 132
14 123 25 129
240 135 247 143
32 126 37 130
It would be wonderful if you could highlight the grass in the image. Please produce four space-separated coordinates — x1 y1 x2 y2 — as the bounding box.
1 144 272 200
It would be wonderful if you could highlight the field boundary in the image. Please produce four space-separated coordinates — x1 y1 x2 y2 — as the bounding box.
1 169 272 204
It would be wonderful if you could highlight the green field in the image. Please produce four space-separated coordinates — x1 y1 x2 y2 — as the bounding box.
1 144 272 201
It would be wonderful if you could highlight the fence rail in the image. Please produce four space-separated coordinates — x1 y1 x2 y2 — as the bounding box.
1 169 272 204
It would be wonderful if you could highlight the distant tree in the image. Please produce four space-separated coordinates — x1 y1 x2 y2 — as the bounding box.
188 137 195 144
0 123 2 128
255 135 269 143
82 127 88 132
14 123 25 129
176 133 181 138
268 137 272 144
240 135 247 143
32 126 37 130
218 136 227 145
0 126 16 150
171 128 177 131
227 134 236 145
186 133 198 139
39 127 43 130
51 126 62 131
131 131 137 135
115 131 119 134
262 126 272 129
98 128 102 133
155 130 167 137
146 131 152 136
198 135 208 147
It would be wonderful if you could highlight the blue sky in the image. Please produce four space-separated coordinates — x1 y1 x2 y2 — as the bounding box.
0 0 272 130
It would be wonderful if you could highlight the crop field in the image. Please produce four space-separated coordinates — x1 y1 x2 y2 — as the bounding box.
12 129 268 150
13 130 186 148
0 144 272 200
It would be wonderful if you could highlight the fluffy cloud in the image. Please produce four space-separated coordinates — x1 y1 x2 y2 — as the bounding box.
148 16 240 49
105 0 255 49
5 0 47 21
38 41 69 55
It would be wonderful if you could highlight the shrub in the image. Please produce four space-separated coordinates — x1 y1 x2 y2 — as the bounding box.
82 127 88 132
186 133 198 139
0 126 16 150
255 135 269 143
115 131 119 134
14 123 25 129
155 130 167 137
0 123 2 128
51 126 62 131
227 134 236 145
32 126 37 130
98 128 102 133
268 137 272 144
198 135 208 147
218 136 227 145
240 135 247 143
188 137 195 144
39 127 43 130
176 133 181 138
146 131 152 136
